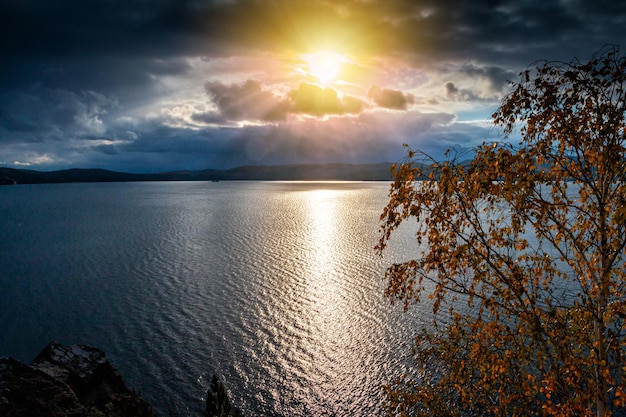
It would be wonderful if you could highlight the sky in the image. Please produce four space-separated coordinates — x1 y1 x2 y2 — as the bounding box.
0 0 624 173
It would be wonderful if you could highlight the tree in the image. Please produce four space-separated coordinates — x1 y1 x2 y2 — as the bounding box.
377 46 626 416
205 374 244 417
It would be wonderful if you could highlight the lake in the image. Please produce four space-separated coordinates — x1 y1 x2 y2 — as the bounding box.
0 181 427 416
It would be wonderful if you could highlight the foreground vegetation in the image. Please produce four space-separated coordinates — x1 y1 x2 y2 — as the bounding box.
378 47 626 416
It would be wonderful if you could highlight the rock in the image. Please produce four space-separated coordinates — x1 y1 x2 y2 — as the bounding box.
0 342 155 417
0 357 97 417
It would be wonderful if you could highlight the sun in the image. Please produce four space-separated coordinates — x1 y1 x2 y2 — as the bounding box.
305 51 345 84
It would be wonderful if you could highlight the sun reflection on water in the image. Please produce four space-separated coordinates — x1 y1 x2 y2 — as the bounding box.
304 189 342 315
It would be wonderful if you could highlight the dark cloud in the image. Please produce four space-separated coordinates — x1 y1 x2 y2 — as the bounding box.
93 144 118 155
443 62 513 102
459 64 516 94
368 86 415 110
0 104 506 172
0 1 621 79
0 0 199 59
445 82 459 97
190 111 224 125
0 86 118 142
2 0 621 76
341 95 367 114
205 80 289 122
205 80 366 121
288 83 365 116
444 81 479 101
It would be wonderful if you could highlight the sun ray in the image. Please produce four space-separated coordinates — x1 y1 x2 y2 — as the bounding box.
305 51 345 84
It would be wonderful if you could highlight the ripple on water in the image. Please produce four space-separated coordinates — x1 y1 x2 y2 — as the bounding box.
0 181 426 417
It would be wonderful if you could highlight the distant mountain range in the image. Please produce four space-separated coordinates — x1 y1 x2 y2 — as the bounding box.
0 163 396 185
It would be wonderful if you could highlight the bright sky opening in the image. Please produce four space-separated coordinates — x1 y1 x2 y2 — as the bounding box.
306 52 345 84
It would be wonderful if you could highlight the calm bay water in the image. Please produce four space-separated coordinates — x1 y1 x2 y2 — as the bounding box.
0 181 426 416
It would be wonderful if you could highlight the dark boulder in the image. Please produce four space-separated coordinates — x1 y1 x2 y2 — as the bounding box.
0 357 97 417
0 342 155 417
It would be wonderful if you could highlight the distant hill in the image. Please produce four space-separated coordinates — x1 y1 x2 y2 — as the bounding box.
0 163 395 185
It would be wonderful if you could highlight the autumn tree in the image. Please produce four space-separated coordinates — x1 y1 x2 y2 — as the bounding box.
377 47 626 416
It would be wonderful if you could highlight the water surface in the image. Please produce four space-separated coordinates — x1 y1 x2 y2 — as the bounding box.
0 181 425 416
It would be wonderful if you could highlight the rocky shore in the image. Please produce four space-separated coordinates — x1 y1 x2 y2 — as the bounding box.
0 342 155 417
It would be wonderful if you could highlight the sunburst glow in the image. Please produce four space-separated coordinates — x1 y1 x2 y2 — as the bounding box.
305 51 345 84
